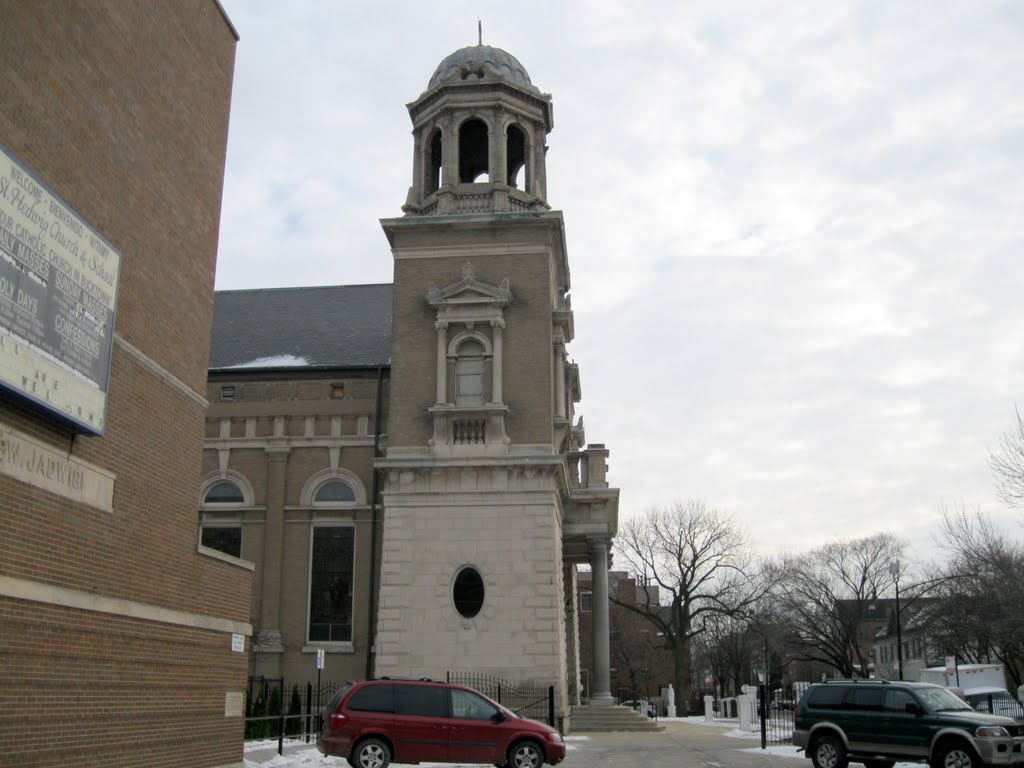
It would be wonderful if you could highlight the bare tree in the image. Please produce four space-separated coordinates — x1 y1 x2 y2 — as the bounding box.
612 499 768 713
692 612 759 698
927 503 1024 686
771 532 905 678
990 407 1024 509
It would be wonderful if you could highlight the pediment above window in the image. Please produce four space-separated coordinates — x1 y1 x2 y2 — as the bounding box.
426 263 511 316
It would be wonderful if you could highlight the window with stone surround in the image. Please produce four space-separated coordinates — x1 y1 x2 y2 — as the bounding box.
200 525 241 558
314 479 356 504
308 525 355 643
455 338 486 406
204 479 244 504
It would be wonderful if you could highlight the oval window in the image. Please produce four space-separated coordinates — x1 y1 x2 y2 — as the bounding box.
453 567 485 619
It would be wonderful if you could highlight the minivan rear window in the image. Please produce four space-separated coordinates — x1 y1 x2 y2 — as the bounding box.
326 683 353 710
348 684 395 712
807 686 848 708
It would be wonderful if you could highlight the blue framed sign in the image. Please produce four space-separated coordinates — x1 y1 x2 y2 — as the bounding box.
0 144 120 435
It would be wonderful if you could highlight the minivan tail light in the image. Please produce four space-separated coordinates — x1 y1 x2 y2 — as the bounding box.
330 713 348 729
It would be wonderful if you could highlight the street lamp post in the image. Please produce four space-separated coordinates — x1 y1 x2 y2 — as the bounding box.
889 560 903 681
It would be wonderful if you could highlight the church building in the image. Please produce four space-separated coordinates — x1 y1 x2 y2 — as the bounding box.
202 42 620 727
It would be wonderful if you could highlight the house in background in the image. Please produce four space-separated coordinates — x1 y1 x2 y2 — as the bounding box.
577 570 674 702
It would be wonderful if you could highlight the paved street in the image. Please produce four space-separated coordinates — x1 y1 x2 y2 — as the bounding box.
244 719 809 768
561 721 803 768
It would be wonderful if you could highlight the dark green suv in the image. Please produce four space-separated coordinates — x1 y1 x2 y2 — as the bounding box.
793 680 1024 768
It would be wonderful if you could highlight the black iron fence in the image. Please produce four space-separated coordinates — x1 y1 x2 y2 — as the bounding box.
757 684 795 747
447 671 555 727
244 676 343 753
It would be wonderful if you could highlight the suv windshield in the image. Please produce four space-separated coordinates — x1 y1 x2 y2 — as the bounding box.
916 687 973 712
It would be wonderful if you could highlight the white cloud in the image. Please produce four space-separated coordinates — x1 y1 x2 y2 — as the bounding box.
216 0 1024 562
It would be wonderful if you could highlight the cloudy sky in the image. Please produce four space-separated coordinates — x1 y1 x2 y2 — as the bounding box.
214 0 1024 562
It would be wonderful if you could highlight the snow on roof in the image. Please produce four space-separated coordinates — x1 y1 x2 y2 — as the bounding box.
225 355 310 369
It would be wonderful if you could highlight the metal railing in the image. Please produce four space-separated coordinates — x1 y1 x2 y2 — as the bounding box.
245 676 343 755
615 686 659 721
447 671 555 727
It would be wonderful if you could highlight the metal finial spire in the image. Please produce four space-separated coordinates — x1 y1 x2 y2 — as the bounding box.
478 18 482 46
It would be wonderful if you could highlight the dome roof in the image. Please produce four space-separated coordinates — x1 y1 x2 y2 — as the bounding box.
427 44 539 93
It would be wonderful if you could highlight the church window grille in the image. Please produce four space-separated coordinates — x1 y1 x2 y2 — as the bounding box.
308 525 355 643
453 566 485 619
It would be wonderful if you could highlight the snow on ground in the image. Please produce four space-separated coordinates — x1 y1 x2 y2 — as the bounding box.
243 720 920 767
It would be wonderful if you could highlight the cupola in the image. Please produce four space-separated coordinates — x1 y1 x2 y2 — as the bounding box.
401 43 554 216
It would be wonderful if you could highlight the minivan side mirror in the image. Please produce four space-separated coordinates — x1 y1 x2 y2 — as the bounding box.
491 711 507 722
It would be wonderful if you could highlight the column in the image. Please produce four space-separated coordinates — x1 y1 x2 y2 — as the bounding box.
490 319 504 403
435 321 448 404
589 538 614 706
554 334 566 419
256 443 290 659
441 112 458 186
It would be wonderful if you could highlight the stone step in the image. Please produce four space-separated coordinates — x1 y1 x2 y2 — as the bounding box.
569 705 666 733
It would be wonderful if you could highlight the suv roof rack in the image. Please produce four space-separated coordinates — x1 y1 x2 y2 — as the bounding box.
822 679 891 684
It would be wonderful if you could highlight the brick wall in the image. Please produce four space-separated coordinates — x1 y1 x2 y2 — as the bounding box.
0 3 248 767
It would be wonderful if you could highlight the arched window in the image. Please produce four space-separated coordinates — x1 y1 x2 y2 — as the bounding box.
199 478 247 558
426 128 442 194
458 119 489 183
453 566 485 619
314 480 356 505
455 338 485 406
203 480 244 505
506 125 526 189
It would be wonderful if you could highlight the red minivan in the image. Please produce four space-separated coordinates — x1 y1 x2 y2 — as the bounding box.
317 678 566 768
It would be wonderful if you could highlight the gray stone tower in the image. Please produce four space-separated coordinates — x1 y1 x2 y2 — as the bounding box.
374 43 619 722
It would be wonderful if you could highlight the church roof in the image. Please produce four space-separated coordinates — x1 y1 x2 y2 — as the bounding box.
427 44 539 93
209 284 392 371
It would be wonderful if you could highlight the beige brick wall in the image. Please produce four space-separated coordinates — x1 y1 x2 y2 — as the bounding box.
0 3 247 766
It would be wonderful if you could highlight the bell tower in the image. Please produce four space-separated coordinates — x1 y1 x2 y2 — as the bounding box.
401 44 553 216
375 43 619 723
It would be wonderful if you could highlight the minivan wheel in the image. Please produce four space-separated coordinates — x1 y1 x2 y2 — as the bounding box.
934 740 979 768
508 740 543 768
811 733 848 768
351 738 391 768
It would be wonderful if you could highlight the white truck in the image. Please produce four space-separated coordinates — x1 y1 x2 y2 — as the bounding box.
917 662 1006 690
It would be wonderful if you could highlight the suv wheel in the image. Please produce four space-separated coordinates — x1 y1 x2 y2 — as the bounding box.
508 740 543 768
351 738 391 768
810 733 848 768
933 740 979 768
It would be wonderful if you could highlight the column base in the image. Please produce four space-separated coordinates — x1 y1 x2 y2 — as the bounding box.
588 693 615 707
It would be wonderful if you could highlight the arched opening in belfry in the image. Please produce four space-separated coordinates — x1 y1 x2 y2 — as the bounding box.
426 128 442 194
507 124 527 189
459 119 489 183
